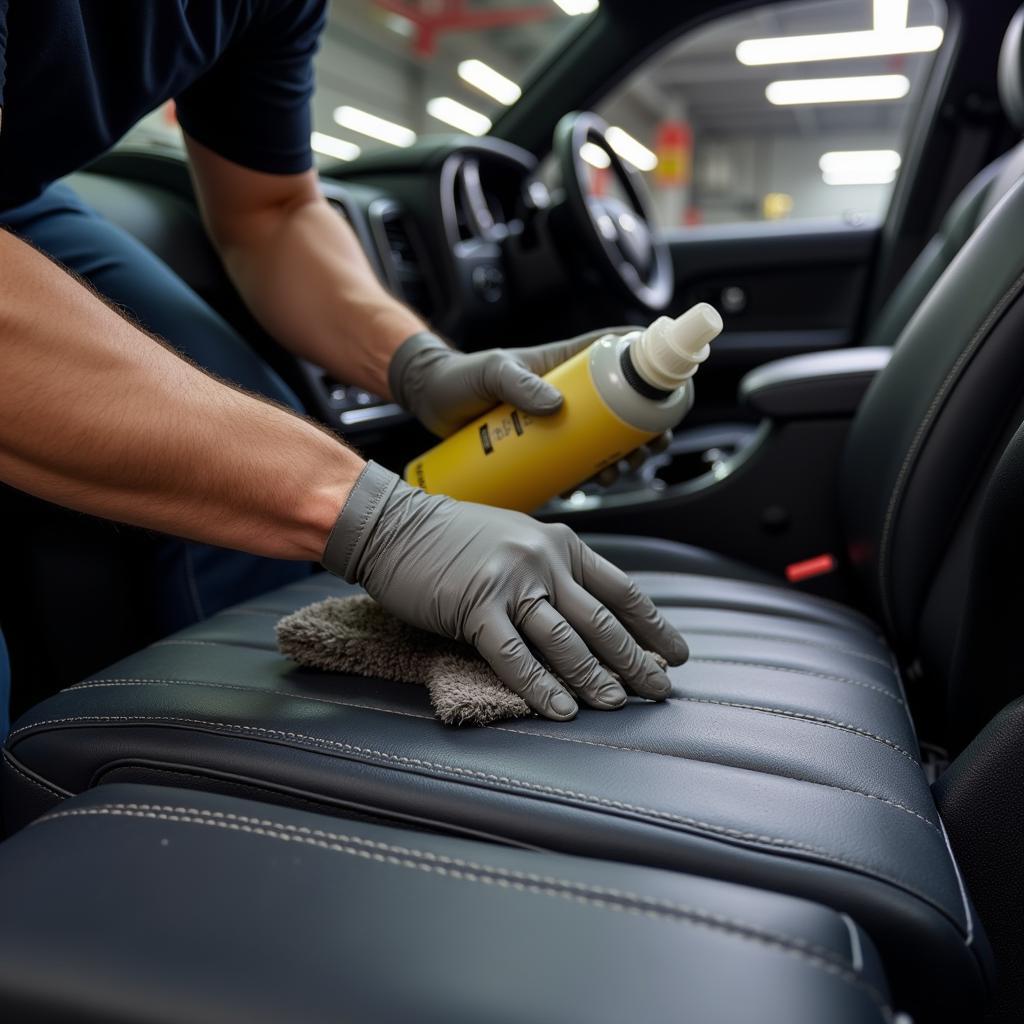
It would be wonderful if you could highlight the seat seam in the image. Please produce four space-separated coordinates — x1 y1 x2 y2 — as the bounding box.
878 266 1024 630
680 630 891 667
152 638 278 653
32 804 892 1013
687 657 902 702
68 678 439 722
627 574 880 634
666 697 919 765
28 802 850 965
64 678 935 829
7 711 960 923
1 751 69 800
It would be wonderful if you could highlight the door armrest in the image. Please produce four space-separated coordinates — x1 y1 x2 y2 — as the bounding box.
739 347 892 419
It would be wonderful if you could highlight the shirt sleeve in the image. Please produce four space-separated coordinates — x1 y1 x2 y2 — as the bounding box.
175 0 327 175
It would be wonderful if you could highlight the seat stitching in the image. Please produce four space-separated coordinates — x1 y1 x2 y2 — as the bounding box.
68 678 439 722
626 574 880 634
487 724 939 830
64 679 936 829
28 802 848 965
687 657 902 702
152 640 235 648
1 752 69 800
32 805 893 1013
666 697 919 765
680 630 891 667
217 607 292 617
878 267 1024 630
7 712 940 885
938 815 974 946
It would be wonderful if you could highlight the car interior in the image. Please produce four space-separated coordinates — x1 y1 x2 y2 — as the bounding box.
4 0 1024 1020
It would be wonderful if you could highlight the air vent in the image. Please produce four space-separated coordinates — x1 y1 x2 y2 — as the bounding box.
371 202 436 319
325 196 353 224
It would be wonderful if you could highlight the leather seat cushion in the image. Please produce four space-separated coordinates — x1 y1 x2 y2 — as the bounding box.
583 532 782 584
2 571 990 1020
0 783 895 1023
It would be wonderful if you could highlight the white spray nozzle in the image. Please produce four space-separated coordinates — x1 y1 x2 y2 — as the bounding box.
630 303 724 391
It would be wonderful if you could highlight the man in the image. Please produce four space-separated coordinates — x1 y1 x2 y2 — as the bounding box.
0 1 687 736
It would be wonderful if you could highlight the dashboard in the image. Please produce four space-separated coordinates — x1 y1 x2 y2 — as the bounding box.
71 135 597 441
305 138 545 432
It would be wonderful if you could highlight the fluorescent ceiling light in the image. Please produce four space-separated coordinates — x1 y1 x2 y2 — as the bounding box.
458 59 521 105
310 132 361 161
552 0 599 14
766 74 910 105
820 149 901 185
874 0 908 33
736 26 942 65
580 141 611 169
606 126 658 171
426 97 492 136
333 105 416 147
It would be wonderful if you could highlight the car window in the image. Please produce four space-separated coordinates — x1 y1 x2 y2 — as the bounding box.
594 0 946 229
119 0 594 159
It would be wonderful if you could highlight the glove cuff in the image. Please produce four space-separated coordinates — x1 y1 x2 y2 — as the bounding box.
388 331 449 411
321 461 401 583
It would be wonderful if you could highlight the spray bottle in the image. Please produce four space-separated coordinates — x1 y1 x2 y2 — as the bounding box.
404 303 723 513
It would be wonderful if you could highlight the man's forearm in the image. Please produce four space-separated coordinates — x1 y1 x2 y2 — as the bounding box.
185 136 424 399
0 231 362 559
217 195 423 398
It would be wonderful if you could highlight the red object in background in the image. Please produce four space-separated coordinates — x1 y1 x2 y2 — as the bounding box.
785 554 837 583
655 120 692 187
163 100 177 125
375 0 553 57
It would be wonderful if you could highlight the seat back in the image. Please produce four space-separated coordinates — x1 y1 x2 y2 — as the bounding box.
865 11 1024 352
841 11 1024 733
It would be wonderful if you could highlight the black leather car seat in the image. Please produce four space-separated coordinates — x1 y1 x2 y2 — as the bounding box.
0 783 896 1024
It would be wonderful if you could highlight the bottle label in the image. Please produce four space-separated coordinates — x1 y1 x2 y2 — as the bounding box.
405 346 655 512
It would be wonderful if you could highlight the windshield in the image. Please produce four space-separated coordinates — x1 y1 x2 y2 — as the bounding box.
122 1 596 158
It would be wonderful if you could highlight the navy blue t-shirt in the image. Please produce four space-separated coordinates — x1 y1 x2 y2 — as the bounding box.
0 0 327 211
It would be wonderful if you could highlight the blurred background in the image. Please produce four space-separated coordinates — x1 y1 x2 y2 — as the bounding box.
126 0 946 228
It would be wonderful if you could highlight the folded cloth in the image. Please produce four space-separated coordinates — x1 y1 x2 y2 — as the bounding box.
276 595 664 727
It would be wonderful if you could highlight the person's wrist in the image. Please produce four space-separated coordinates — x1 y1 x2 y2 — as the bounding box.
387 331 450 411
321 460 401 582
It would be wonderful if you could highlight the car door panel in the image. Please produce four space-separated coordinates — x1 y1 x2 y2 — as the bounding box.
664 220 879 422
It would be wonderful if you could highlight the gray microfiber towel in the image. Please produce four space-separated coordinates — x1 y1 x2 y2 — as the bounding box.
276 595 665 727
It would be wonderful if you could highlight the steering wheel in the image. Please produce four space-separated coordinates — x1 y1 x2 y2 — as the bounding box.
553 111 673 312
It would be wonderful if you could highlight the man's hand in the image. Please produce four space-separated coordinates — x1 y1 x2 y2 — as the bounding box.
388 328 630 438
322 463 689 721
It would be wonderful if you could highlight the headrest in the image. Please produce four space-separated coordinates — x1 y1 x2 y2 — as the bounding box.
998 6 1024 132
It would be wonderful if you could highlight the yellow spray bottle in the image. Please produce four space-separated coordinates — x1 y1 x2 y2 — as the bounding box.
404 303 723 513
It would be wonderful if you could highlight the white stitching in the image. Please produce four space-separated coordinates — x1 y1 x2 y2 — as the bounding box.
938 815 974 946
2 752 69 800
65 679 936 829
9 713 958 924
626 574 880 635
28 801 841 959
878 267 1024 629
686 657 902 703
841 914 864 973
32 802 893 1015
9 713 919 868
68 678 439 722
680 629 891 667
665 697 920 765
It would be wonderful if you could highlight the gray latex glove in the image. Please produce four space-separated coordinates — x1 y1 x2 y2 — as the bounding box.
322 462 689 721
389 328 636 438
